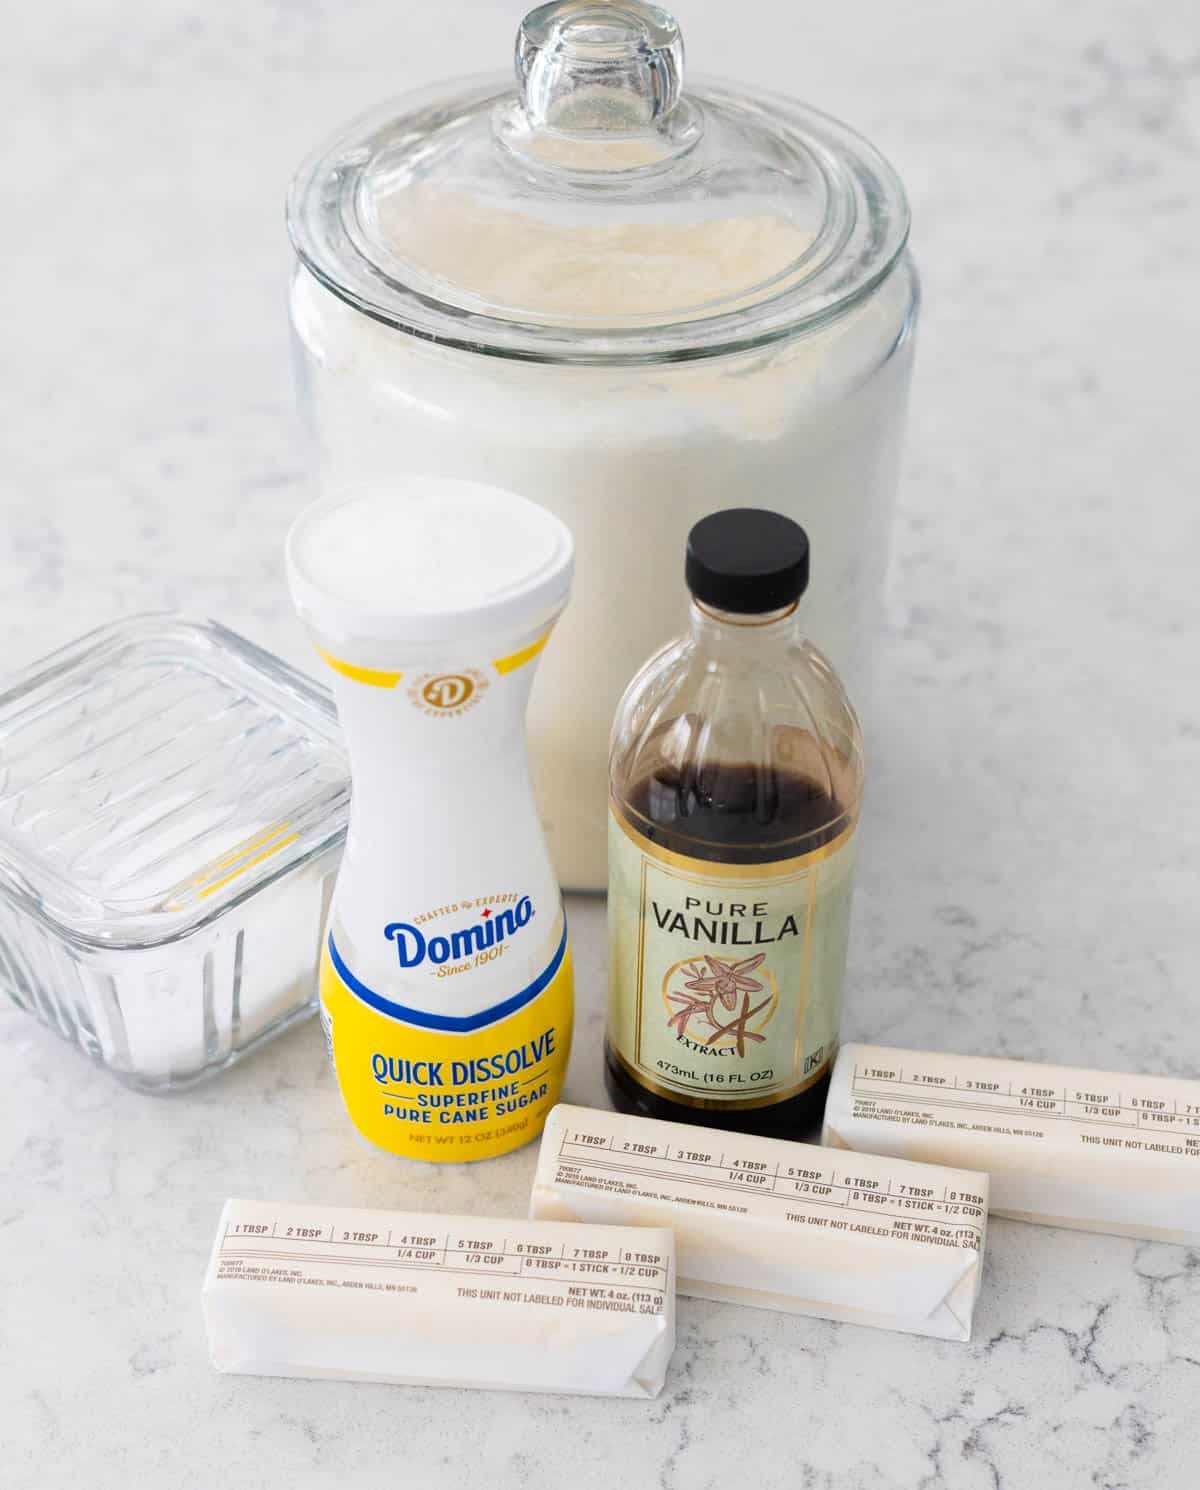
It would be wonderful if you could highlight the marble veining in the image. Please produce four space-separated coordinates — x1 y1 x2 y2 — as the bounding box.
3 1 1198 1487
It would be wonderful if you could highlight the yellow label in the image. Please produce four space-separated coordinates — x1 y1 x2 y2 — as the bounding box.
320 935 573 1162
607 805 856 1111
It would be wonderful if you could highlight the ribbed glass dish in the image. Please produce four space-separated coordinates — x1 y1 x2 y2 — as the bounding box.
0 615 349 1091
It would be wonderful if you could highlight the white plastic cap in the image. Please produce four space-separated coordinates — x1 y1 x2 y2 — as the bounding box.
286 478 575 650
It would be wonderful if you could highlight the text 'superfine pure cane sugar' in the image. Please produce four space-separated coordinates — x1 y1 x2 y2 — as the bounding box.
287 479 576 1161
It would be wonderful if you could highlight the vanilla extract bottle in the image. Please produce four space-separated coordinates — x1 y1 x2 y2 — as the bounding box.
606 509 864 1138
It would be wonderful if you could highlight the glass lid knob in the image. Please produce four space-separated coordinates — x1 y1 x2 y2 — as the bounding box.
498 0 701 172
517 0 684 129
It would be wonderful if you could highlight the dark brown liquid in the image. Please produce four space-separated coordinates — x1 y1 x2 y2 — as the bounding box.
605 762 848 1139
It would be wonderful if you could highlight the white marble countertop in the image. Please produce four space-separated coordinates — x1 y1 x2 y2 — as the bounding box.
4 2 1199 1487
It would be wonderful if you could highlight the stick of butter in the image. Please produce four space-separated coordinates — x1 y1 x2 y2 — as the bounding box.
822 1043 1200 1245
203 1199 675 1397
531 1105 988 1342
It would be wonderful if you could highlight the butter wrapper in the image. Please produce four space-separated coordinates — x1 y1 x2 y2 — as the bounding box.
823 1043 1200 1245
204 1199 674 1397
531 1104 987 1342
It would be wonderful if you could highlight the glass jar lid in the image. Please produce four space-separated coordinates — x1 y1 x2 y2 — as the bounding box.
287 0 910 364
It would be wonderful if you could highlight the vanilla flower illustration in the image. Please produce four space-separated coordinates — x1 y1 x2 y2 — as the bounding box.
665 988 716 1039
682 953 767 1011
704 992 772 1058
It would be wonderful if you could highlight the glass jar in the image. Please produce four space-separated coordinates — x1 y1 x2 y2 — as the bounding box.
287 0 918 890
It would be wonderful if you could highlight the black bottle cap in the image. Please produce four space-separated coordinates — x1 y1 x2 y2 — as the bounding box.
685 508 810 614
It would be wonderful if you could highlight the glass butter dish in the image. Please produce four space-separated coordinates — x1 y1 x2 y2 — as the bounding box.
0 615 349 1091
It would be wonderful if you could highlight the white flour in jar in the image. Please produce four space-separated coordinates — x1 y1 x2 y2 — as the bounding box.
291 217 916 889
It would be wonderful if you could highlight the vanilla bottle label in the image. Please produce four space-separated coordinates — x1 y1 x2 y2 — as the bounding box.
607 805 857 1111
